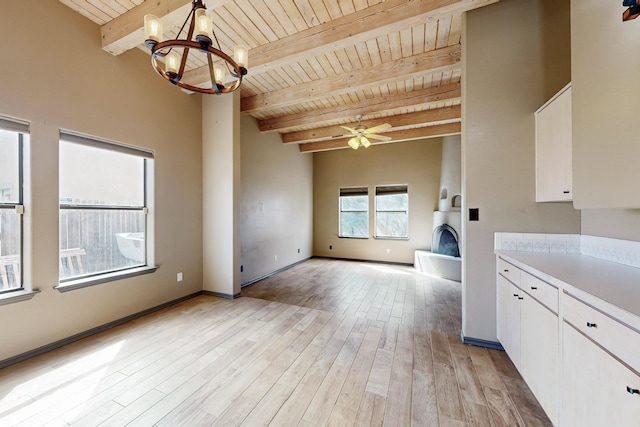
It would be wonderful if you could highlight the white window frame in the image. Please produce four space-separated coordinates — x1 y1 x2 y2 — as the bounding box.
374 184 409 240
0 116 38 305
338 186 369 238
56 131 157 292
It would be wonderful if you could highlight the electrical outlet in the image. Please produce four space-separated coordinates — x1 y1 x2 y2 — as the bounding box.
329 245 333 250
177 272 183 282
274 255 278 261
298 248 300 253
240 265 243 272
386 249 391 254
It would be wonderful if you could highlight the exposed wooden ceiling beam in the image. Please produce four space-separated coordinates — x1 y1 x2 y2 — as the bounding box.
100 1 195 55
298 122 461 153
282 106 461 144
240 46 460 114
259 83 461 132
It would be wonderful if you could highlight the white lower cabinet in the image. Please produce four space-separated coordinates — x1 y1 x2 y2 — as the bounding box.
497 255 640 426
497 261 559 425
562 323 640 427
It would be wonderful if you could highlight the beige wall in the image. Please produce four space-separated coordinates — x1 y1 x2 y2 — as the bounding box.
571 0 640 209
240 117 313 284
462 0 580 342
440 135 461 209
0 1 203 361
203 93 241 297
313 139 442 263
571 0 640 236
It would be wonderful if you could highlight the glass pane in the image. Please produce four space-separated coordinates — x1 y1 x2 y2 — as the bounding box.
0 208 21 290
340 212 368 237
60 141 144 206
0 130 21 204
341 195 368 211
376 212 408 238
59 209 145 280
376 193 408 211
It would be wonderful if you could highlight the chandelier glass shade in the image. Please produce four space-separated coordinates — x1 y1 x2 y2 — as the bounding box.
143 0 248 95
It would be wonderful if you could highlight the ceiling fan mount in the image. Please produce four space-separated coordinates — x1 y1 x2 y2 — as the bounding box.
340 115 392 150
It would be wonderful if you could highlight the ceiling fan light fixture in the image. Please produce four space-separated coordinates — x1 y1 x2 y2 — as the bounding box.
143 0 248 95
342 115 391 150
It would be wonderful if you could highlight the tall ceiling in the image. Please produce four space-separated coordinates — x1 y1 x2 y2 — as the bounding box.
61 0 498 152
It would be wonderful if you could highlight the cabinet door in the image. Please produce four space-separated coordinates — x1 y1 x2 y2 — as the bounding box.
562 323 640 427
535 84 572 202
520 294 559 425
497 275 521 368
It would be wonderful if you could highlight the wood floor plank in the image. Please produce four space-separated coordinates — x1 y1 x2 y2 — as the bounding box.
434 361 466 422
327 323 383 426
382 339 413 427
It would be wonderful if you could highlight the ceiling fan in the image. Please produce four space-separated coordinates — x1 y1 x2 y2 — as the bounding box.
340 115 392 149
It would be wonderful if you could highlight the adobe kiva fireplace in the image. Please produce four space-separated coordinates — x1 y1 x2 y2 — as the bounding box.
432 224 460 258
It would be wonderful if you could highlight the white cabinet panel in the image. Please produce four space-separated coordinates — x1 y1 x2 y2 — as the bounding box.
562 323 640 427
521 294 559 425
535 83 572 202
497 274 521 368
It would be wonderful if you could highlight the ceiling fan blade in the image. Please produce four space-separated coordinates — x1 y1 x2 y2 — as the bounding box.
360 136 371 148
367 134 392 142
340 126 358 134
365 123 391 134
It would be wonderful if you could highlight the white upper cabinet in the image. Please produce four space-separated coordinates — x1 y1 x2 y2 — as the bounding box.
535 83 572 202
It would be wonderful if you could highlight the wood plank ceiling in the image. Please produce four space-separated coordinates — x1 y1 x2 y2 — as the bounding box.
60 0 498 152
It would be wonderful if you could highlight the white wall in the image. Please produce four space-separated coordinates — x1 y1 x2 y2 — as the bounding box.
240 117 313 285
462 0 580 342
0 1 203 362
313 139 442 263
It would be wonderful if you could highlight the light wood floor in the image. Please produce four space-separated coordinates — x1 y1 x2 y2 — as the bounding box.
0 258 551 426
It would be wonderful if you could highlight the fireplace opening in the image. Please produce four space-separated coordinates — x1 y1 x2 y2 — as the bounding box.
432 224 460 258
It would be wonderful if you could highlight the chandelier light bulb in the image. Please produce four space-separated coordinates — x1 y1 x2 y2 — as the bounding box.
195 8 212 45
214 64 226 86
165 51 181 76
144 15 162 44
234 45 248 69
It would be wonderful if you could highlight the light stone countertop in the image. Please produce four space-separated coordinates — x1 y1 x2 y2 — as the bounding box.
495 250 640 331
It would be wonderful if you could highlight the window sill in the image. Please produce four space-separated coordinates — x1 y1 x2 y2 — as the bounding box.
374 236 409 241
0 289 41 306
55 265 159 293
338 236 369 239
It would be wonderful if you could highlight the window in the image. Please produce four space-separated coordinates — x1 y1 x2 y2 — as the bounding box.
375 185 408 239
339 187 369 238
59 131 154 286
0 118 27 293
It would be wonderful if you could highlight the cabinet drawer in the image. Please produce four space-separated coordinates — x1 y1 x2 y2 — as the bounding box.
563 293 640 374
497 258 520 285
522 272 558 314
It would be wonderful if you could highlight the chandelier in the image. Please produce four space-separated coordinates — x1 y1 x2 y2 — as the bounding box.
143 0 248 94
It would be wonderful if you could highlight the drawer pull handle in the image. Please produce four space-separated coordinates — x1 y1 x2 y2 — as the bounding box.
627 386 640 395
563 190 570 194
531 286 538 290
586 322 597 328
504 269 509 272
518 296 524 300
513 293 519 297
